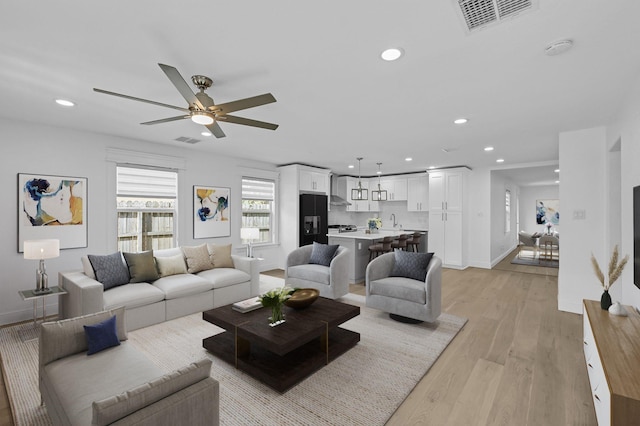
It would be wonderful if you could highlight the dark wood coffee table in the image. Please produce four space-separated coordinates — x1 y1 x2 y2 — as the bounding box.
202 297 360 392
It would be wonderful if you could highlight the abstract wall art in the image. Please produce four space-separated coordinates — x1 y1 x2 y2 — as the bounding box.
536 199 560 225
18 173 88 251
194 186 230 238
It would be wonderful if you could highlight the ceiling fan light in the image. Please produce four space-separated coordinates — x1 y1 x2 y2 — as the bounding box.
191 112 214 125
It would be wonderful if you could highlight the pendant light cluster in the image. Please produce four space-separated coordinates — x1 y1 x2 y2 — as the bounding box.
351 157 368 201
371 162 388 201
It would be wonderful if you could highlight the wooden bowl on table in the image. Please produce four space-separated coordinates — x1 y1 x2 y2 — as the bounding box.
285 288 320 309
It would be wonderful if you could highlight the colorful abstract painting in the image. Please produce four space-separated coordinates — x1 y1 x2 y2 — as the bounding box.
193 186 230 238
18 173 88 251
536 199 560 225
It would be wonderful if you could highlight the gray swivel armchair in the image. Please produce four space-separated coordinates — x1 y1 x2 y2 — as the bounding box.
365 252 442 323
285 244 349 299
518 231 539 259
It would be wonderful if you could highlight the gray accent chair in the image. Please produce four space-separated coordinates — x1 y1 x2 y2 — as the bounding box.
365 252 442 323
285 245 349 299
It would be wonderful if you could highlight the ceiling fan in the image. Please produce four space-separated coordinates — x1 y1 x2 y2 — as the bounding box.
93 63 278 138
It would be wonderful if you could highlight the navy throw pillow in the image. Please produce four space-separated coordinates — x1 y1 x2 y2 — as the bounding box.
308 242 340 266
390 251 434 282
88 252 130 290
84 315 120 355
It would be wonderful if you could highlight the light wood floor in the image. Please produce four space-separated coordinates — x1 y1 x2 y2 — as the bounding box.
0 261 594 426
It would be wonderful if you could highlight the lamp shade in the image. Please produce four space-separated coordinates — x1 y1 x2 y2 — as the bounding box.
23 239 60 260
241 227 260 241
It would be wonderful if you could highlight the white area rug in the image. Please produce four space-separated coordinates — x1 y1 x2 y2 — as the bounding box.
0 276 466 425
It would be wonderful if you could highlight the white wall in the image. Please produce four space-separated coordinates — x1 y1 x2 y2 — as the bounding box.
489 171 519 264
519 185 560 235
557 127 608 313
467 168 492 268
0 118 282 325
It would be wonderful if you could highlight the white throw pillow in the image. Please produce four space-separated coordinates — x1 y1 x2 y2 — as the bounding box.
155 254 188 277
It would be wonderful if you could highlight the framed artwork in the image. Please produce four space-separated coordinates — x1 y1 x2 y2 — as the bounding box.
194 186 230 238
18 173 88 252
536 199 560 225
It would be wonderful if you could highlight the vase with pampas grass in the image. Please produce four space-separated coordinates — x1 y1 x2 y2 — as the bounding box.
591 245 629 310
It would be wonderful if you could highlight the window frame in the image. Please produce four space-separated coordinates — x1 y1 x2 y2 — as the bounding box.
241 176 277 246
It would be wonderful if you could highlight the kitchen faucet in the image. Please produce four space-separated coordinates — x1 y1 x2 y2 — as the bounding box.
390 213 397 228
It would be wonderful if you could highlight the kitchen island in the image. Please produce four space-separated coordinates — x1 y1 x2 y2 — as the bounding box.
328 230 415 284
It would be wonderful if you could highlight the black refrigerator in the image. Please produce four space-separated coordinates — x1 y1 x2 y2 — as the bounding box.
299 194 328 246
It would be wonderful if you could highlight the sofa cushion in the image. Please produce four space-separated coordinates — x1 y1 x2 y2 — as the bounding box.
287 264 330 285
40 307 127 367
84 315 120 355
308 242 339 267
103 283 165 310
44 342 163 426
390 250 433 282
370 277 427 304
181 244 214 273
153 274 213 299
197 268 251 289
88 252 130 290
155 254 188 277
207 243 234 268
123 250 159 283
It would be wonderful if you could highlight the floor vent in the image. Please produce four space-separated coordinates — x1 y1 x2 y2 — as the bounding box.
456 0 537 33
174 136 201 144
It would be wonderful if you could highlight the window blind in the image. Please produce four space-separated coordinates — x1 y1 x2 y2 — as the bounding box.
117 166 178 198
242 178 275 201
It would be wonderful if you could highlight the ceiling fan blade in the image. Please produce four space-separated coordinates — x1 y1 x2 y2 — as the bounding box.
205 122 226 138
140 115 190 125
158 63 205 110
93 88 190 113
218 114 279 130
210 93 276 115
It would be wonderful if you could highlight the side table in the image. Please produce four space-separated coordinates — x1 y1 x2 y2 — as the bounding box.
19 286 68 325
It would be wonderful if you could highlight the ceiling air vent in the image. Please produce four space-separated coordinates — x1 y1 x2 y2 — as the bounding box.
174 136 201 144
456 0 538 33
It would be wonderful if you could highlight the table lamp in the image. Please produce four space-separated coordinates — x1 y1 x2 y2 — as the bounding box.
240 228 260 258
23 239 60 294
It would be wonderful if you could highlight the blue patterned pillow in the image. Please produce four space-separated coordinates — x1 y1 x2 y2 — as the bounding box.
88 252 130 290
390 251 434 281
308 242 340 267
84 315 120 355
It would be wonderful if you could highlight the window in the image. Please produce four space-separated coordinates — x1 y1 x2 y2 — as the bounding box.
241 177 275 244
505 189 511 233
116 166 178 252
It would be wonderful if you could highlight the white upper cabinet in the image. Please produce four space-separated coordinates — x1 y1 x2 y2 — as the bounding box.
380 177 408 201
407 175 429 211
338 177 378 212
299 168 329 194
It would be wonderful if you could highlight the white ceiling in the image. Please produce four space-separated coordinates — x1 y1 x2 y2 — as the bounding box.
1 1 638 181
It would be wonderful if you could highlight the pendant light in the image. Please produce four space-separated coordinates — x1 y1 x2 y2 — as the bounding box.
351 157 368 201
371 162 388 201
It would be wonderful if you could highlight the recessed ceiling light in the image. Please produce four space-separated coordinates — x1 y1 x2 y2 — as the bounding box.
376 170 382 175
428 166 436 169
348 164 355 169
381 48 404 61
555 180 560 184
454 118 468 125
496 158 505 163
201 131 212 137
554 169 560 173
55 99 75 107
484 146 494 152
405 157 413 162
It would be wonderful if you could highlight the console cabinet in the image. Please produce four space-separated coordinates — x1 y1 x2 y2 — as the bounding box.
583 300 640 425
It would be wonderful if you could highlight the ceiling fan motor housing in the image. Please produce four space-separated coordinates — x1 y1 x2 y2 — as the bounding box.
191 75 213 90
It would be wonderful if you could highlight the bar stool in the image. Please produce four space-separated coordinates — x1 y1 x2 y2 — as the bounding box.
368 236 394 261
391 234 409 251
406 232 422 252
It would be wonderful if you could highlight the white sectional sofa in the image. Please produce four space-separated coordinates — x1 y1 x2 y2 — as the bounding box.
40 307 219 425
59 244 260 331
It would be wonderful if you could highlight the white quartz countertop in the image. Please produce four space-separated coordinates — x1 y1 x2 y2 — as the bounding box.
327 230 407 240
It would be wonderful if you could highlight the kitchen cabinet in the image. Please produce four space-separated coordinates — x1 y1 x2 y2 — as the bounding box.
407 175 429 211
380 177 408 201
299 169 329 194
428 168 468 268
